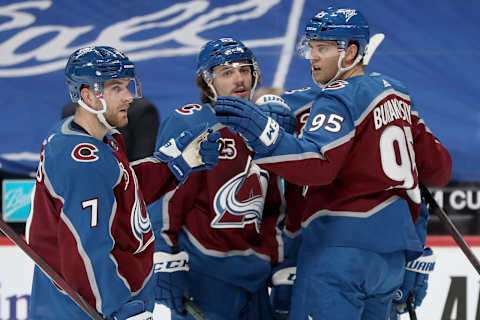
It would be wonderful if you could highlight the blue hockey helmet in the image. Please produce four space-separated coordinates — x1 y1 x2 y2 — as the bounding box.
196 37 261 83
298 7 369 59
65 46 142 102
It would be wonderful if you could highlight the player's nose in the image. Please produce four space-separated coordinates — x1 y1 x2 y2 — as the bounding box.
233 69 246 84
310 52 321 62
124 91 134 104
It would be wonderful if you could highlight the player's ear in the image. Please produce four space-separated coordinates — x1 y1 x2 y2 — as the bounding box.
80 86 94 105
345 43 359 65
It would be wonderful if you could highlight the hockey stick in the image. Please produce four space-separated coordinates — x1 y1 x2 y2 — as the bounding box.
406 293 418 320
0 219 104 320
363 33 385 65
184 298 208 320
420 184 480 275
0 219 207 320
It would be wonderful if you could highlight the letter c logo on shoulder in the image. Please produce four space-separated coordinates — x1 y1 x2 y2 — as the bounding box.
175 104 202 115
71 143 99 162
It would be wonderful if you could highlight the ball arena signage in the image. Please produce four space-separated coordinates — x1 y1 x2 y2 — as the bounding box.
432 187 480 212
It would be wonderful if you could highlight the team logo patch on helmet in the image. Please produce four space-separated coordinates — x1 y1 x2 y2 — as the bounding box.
71 143 99 162
336 9 358 22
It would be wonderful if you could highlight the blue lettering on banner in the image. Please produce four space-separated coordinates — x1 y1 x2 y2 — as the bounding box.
0 282 31 320
2 180 35 222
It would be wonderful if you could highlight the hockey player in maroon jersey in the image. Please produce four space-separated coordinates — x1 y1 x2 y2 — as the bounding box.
26 46 219 319
150 38 294 319
214 7 452 320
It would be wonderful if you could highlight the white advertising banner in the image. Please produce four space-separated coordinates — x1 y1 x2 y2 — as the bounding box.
0 238 171 319
412 247 479 320
0 245 32 320
397 236 480 320
1 236 479 320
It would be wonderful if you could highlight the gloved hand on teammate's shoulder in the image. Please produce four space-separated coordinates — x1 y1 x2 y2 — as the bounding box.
155 124 220 184
109 300 153 320
214 96 284 154
269 260 297 320
390 247 435 318
255 94 297 135
153 250 190 317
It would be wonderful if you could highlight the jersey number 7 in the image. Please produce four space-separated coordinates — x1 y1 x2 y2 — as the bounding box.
82 198 99 228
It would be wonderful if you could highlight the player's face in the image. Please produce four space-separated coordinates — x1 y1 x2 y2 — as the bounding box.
101 78 133 127
212 61 253 99
308 40 341 84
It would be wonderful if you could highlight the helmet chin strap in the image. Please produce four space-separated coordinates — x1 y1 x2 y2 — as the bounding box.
77 98 115 131
250 70 259 101
313 51 364 90
206 80 218 103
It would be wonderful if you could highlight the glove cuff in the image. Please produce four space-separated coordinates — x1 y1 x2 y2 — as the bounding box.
154 251 190 273
259 117 281 147
158 138 181 160
167 157 191 184
122 311 153 320
405 253 436 274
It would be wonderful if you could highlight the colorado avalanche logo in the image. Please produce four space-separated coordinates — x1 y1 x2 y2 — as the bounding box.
212 157 269 232
130 172 153 254
71 143 99 162
324 80 348 90
175 104 202 115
